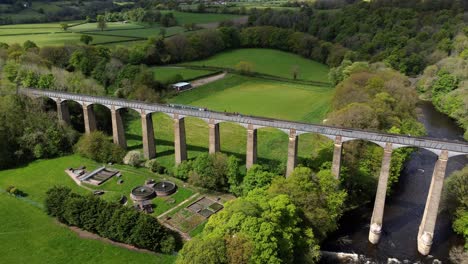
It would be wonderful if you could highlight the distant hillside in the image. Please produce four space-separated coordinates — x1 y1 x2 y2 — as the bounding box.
0 0 127 24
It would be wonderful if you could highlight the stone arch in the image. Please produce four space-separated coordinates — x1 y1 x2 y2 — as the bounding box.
181 115 210 160
113 107 143 151
216 121 248 161
83 102 112 135
251 126 290 171
295 131 335 170
57 99 85 132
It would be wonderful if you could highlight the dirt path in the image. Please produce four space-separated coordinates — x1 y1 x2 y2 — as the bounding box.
190 72 227 88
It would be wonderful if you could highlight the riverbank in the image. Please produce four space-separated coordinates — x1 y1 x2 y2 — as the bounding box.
322 101 467 263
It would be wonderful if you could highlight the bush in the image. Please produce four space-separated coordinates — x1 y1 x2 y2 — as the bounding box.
174 160 192 180
147 159 166 174
45 186 178 253
123 150 143 167
74 131 125 163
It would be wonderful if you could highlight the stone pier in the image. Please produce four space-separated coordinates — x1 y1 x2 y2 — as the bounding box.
246 124 257 169
331 136 343 179
141 112 156 159
209 119 220 154
56 99 70 125
369 142 393 244
417 150 449 255
174 114 187 165
82 103 96 134
111 107 126 149
286 129 298 177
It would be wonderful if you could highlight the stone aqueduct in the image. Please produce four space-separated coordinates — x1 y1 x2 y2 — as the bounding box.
20 88 468 255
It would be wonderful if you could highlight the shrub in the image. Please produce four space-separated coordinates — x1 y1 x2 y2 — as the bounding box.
174 160 192 180
123 150 143 167
147 159 166 174
74 131 125 163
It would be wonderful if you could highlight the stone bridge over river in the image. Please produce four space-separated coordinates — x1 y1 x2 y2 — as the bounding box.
20 88 468 256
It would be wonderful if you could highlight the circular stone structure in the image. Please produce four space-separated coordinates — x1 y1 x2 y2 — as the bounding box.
153 181 177 196
130 186 156 201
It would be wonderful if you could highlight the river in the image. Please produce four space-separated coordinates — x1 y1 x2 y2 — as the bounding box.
322 101 468 263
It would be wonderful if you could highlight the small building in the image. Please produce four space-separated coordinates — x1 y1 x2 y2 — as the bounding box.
172 82 192 92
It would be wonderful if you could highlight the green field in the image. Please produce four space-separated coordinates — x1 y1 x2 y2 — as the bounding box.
171 75 332 121
160 11 244 25
153 66 215 83
0 22 185 46
0 155 180 263
0 155 194 216
0 195 175 264
183 48 330 82
86 26 185 38
0 32 138 46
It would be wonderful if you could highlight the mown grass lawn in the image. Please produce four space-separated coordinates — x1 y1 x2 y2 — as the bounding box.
153 66 215 83
0 194 176 264
183 48 331 82
170 74 333 122
0 155 194 215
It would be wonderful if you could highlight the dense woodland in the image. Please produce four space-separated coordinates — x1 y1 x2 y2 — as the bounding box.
0 0 467 262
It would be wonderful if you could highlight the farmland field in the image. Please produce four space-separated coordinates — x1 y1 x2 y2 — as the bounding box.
0 32 137 46
153 66 215 83
160 11 244 25
0 22 185 46
87 26 185 38
183 48 330 82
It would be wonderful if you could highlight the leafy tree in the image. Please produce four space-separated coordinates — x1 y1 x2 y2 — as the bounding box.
97 15 107 31
269 167 347 240
453 209 468 249
174 160 192 180
183 189 320 264
60 23 69 31
23 40 37 51
242 165 277 196
235 61 254 75
74 131 125 163
37 74 54 89
227 155 242 196
80 34 93 45
159 28 166 38
188 153 231 191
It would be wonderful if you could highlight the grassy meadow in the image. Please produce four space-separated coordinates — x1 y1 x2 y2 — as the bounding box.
0 155 195 217
160 11 244 25
0 155 183 263
183 48 331 82
153 66 215 83
0 194 176 264
0 22 184 47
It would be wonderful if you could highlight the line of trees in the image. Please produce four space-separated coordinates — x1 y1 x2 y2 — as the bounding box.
45 186 180 253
